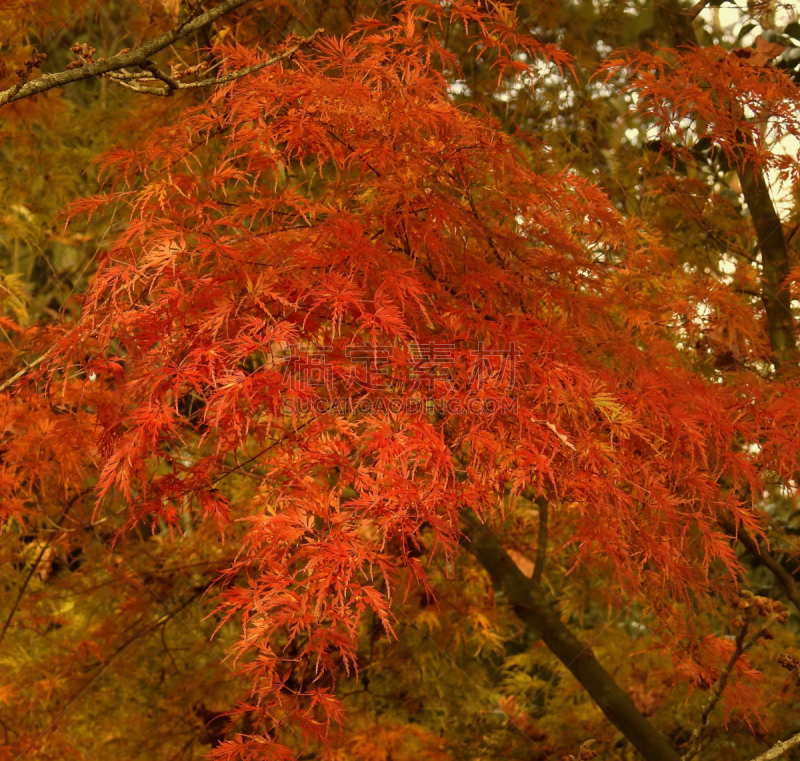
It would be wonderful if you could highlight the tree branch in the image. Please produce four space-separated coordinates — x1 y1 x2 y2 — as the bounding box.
737 151 797 369
717 514 800 615
141 60 181 93
0 350 50 394
19 586 206 758
655 0 796 370
748 733 800 761
103 32 322 97
532 496 548 586
687 0 711 19
0 489 90 645
461 509 681 761
0 0 253 106
682 615 754 761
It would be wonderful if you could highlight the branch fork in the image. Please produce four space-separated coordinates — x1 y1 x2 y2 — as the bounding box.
0 0 320 106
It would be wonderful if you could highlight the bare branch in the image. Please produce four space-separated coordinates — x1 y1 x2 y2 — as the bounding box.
104 70 159 81
108 80 174 96
104 31 322 97
142 60 180 93
179 35 321 87
0 489 91 646
0 0 253 107
748 733 800 761
0 350 51 394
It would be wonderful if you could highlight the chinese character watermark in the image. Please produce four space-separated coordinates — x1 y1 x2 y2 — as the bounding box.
276 341 519 416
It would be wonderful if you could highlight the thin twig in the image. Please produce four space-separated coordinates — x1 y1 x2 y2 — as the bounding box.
681 595 784 761
19 587 205 757
142 60 180 93
681 619 751 761
0 489 90 645
177 33 321 88
0 350 51 394
0 540 55 645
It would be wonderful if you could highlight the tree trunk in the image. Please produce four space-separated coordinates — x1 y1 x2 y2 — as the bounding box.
462 510 681 761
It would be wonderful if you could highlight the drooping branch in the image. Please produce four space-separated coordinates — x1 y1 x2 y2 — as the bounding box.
0 0 253 106
461 509 681 761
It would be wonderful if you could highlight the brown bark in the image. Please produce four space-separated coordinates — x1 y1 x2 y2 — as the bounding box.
655 0 796 369
738 156 796 368
462 510 681 761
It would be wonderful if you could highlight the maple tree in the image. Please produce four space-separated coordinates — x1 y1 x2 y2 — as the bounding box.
2 0 800 759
